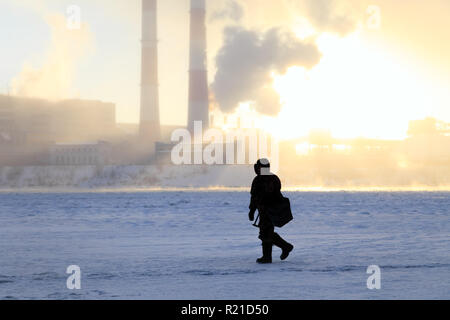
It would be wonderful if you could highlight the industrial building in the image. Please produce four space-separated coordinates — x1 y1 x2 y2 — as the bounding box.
49 141 112 166
0 95 116 144
0 95 117 166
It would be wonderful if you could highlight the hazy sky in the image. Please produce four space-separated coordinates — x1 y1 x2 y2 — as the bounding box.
1 0 449 140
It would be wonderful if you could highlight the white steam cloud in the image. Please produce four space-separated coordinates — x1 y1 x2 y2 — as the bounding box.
12 13 94 100
211 26 321 115
210 0 244 22
301 0 360 36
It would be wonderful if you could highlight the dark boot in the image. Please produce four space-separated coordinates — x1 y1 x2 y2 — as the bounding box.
273 233 294 260
280 243 293 260
256 242 272 264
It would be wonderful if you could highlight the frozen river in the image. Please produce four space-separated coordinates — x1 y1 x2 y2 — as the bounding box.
0 191 449 299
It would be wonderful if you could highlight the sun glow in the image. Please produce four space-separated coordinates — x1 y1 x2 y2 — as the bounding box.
268 31 431 140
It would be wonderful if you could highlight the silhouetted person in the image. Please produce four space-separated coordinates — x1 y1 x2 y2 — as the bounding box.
249 159 294 263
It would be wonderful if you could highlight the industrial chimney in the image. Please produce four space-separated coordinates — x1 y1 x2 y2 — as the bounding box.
139 0 160 153
188 0 209 133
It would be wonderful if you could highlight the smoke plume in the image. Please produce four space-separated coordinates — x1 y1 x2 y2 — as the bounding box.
210 0 244 23
301 0 359 36
12 13 94 100
211 26 321 115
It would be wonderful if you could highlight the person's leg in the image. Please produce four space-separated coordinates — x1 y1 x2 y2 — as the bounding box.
257 218 274 263
272 232 294 260
258 242 272 263
272 232 291 248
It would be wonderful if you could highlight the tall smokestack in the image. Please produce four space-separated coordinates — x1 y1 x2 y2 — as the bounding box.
139 0 160 152
188 0 209 132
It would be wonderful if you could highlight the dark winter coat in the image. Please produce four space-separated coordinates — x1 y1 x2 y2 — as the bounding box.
249 173 283 227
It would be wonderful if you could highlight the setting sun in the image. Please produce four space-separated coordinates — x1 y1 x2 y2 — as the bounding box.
270 31 430 140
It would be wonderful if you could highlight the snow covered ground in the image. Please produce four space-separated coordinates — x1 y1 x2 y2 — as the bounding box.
0 191 449 299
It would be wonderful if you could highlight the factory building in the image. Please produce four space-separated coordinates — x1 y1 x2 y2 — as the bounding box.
49 141 112 166
0 95 117 166
0 95 116 145
0 95 52 146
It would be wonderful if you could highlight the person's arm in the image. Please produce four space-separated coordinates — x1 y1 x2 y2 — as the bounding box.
249 178 257 221
275 175 283 200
